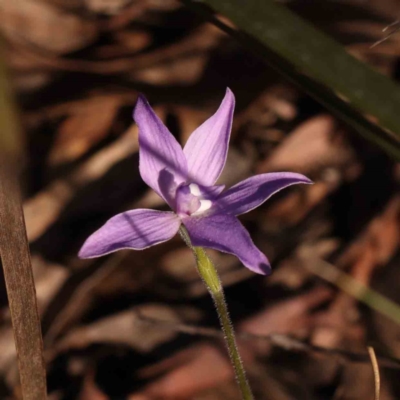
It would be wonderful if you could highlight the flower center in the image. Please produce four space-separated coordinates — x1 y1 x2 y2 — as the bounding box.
175 183 212 217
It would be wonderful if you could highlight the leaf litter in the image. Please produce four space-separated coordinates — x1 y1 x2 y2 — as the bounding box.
1 0 400 398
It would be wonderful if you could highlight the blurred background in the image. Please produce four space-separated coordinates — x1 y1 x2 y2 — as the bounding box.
1 0 400 398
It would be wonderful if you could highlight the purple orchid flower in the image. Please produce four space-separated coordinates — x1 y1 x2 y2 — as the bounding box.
79 89 311 274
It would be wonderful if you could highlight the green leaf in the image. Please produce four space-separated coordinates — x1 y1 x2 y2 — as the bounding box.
182 0 400 160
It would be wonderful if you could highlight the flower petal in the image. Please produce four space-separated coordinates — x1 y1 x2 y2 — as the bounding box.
183 214 270 274
200 184 225 198
79 209 181 258
183 88 235 186
134 95 188 200
214 172 312 216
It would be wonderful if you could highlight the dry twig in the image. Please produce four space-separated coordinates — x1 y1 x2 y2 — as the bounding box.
368 346 380 400
0 47 47 399
136 312 400 370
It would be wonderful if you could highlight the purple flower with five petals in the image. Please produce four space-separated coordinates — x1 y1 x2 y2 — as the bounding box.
79 89 311 274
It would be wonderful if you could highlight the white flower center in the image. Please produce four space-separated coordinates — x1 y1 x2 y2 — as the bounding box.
175 183 213 217
189 183 201 196
192 199 212 215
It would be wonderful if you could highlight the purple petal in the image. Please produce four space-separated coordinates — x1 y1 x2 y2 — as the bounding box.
183 214 270 274
134 95 188 201
158 168 180 209
183 88 235 186
214 172 312 216
200 184 225 198
79 209 180 258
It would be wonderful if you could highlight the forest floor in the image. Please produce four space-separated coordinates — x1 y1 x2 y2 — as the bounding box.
2 0 400 399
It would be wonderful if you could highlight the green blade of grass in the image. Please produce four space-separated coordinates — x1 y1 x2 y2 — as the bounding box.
181 0 400 160
306 256 400 327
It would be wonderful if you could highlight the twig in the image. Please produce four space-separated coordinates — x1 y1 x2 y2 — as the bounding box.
136 312 400 370
0 45 47 399
371 20 400 48
368 346 380 400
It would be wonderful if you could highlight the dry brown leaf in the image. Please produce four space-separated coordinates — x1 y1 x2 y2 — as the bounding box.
257 115 354 174
52 304 196 355
333 361 394 400
31 255 69 314
240 287 332 354
93 31 151 59
44 252 134 345
311 293 364 350
130 343 233 400
84 0 132 15
237 86 298 131
337 195 400 285
132 53 209 85
262 178 342 229
48 95 123 164
0 0 98 53
115 30 152 51
78 371 108 400
159 247 250 297
5 20 224 76
26 93 136 125
24 126 139 241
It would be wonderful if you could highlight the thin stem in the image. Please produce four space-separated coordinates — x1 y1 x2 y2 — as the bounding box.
179 226 254 400
367 346 380 400
0 43 47 399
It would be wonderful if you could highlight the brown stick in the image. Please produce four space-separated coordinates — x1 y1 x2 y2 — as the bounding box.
0 44 47 399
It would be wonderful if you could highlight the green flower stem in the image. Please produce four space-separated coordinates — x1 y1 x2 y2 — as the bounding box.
179 226 254 400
